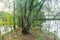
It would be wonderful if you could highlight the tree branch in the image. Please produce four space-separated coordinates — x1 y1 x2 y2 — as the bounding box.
32 0 46 21
27 0 34 20
24 0 27 19
32 0 42 9
53 12 60 19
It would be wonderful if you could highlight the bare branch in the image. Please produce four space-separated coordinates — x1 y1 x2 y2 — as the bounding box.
53 12 60 19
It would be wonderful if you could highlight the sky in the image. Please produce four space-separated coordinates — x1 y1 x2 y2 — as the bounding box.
0 2 5 11
0 0 60 13
0 0 13 13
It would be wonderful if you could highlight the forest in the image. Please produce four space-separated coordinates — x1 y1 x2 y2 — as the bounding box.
0 0 60 40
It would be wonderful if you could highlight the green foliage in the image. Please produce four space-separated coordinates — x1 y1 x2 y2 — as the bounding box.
15 0 46 27
32 11 46 26
0 0 3 2
0 20 3 26
0 0 46 28
0 11 14 26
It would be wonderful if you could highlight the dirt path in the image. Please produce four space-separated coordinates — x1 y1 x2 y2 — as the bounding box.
3 27 38 40
40 30 53 40
2 27 53 40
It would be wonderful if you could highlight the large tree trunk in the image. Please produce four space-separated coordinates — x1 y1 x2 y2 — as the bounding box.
22 18 31 34
22 22 31 34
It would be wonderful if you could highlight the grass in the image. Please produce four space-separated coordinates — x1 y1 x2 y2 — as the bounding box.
36 33 45 40
42 29 60 40
30 27 45 40
0 35 4 40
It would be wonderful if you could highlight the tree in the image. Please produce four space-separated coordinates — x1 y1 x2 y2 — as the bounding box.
15 0 46 34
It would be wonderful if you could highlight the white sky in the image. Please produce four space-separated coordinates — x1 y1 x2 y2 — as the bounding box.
0 0 60 13
0 2 5 11
0 0 13 13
